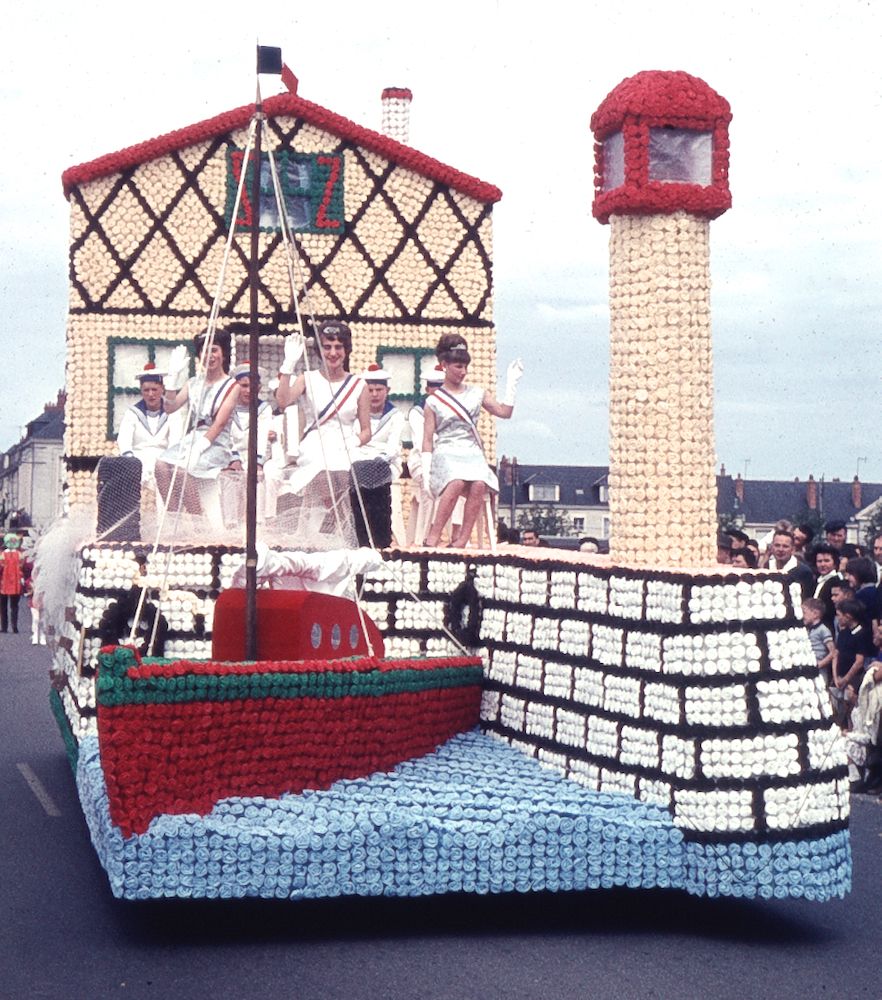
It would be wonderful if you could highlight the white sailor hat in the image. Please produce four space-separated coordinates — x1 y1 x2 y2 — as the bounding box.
361 363 391 383
136 363 165 384
424 364 445 386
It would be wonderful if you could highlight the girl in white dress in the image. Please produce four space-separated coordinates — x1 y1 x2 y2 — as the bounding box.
276 320 371 519
422 334 522 548
155 330 240 516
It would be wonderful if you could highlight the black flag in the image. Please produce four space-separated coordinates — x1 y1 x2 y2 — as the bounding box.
257 46 283 75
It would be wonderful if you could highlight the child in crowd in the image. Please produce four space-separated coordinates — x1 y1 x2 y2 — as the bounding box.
845 621 882 794
802 597 834 685
832 598 873 726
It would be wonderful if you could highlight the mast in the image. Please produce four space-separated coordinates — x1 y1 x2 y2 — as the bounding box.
245 45 283 659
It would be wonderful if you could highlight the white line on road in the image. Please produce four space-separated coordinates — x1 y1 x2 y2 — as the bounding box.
16 763 62 817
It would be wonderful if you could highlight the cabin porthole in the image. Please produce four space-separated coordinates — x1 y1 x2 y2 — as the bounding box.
310 622 322 649
331 623 342 649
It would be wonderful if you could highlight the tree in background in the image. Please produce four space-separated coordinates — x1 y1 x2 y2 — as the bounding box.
517 506 568 537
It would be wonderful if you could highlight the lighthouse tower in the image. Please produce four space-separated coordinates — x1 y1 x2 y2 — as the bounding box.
590 71 731 568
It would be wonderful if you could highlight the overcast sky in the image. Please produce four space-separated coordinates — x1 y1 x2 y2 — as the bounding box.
2 1 880 483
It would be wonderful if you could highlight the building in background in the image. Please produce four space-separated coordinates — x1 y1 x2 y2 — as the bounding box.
498 460 882 548
0 393 66 533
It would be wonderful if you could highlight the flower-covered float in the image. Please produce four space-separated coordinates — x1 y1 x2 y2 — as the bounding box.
44 58 850 902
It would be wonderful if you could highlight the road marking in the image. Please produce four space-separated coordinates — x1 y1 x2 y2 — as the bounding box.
16 763 62 817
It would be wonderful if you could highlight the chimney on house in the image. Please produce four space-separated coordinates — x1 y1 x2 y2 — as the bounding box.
735 473 744 503
500 456 512 486
806 474 818 510
852 475 862 509
381 87 412 143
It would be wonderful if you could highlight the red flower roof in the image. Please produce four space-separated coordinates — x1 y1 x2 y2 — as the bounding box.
591 70 731 138
61 90 501 204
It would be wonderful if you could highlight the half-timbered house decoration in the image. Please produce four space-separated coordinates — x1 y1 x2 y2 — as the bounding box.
61 74 501 507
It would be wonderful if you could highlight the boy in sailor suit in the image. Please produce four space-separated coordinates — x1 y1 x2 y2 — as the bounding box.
116 364 182 486
352 364 406 546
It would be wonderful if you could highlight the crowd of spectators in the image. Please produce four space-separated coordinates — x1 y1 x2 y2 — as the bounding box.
720 519 882 796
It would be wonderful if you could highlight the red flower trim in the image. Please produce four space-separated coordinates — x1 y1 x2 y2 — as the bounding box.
61 92 501 205
381 87 413 101
127 654 482 679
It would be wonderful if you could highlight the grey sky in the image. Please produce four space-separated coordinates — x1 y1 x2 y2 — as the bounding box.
2 1 880 481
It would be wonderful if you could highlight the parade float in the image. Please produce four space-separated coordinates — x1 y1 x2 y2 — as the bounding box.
43 51 851 902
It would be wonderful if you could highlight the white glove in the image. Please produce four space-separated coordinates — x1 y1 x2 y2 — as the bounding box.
502 358 524 406
279 334 305 375
421 451 432 493
190 434 211 460
164 345 189 391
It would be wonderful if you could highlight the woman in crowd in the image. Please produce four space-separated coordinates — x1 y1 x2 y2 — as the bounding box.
421 334 522 548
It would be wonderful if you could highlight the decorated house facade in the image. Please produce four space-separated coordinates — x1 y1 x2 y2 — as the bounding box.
61 78 501 506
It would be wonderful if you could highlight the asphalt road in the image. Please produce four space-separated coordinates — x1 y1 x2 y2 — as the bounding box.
2 606 880 1000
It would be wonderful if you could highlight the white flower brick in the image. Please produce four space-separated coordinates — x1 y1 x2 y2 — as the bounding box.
515 654 544 691
788 582 804 610
638 777 672 808
475 563 495 598
480 689 501 723
567 758 600 789
559 618 591 657
577 572 608 614
509 737 537 759
505 611 533 645
684 684 749 728
663 632 760 677
383 636 422 657
394 598 436 630
360 600 390 627
757 676 828 724
537 748 567 776
555 708 587 748
609 575 644 619
700 734 800 780
766 627 816 672
427 560 464 593
494 565 520 603
674 788 755 832
624 631 662 672
543 661 574 699
593 624 623 667
525 700 556 740
549 571 578 609
520 569 549 605
480 607 506 644
603 674 642 718
500 695 526 731
586 716 619 759
573 666 605 707
645 580 684 623
806 723 848 771
619 725 659 768
425 636 464 656
764 780 842 830
600 770 636 796
487 648 517 686
661 735 696 779
532 616 560 651
643 681 681 725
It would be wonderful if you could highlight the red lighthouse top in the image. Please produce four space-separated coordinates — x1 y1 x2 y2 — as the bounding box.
590 70 732 224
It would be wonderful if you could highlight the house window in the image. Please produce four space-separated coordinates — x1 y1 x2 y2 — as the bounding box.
598 484 609 504
573 517 585 531
528 484 559 502
376 347 438 404
226 149 345 234
107 339 193 437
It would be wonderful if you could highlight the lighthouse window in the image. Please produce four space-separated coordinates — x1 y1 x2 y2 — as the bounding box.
648 128 712 185
601 131 625 191
226 149 345 234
